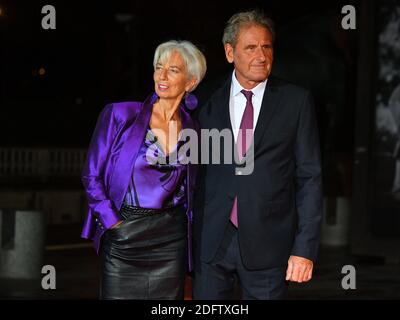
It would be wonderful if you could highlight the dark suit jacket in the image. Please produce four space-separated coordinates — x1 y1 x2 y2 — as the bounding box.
193 75 323 270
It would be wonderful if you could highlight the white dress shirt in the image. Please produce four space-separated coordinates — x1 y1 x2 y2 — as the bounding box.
229 70 268 142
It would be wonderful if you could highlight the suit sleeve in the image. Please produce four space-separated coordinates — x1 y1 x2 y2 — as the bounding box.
291 91 323 261
82 104 121 229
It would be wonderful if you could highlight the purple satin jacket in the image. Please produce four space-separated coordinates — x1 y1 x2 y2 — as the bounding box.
81 93 198 271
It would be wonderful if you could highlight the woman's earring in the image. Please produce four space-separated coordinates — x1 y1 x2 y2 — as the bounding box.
184 92 198 110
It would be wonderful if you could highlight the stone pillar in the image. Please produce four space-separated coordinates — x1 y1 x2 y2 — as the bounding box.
321 197 351 246
0 209 45 279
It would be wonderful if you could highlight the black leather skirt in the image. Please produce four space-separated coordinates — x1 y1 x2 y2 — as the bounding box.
100 204 187 300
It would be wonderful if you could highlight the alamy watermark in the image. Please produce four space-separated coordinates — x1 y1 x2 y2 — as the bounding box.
41 265 56 290
145 123 255 175
40 5 355 31
341 5 356 30
41 5 56 30
341 264 356 290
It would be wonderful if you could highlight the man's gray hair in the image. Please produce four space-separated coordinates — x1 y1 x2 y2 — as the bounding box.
153 40 207 92
222 10 275 47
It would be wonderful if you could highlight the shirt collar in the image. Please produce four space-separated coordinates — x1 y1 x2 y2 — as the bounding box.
231 70 268 100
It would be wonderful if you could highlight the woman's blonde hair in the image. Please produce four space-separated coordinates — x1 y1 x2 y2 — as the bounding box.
153 40 207 92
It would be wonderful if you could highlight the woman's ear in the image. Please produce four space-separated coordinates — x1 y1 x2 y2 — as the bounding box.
185 77 198 93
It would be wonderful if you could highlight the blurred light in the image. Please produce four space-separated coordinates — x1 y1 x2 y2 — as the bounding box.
0 7 3 16
38 68 46 76
115 14 133 23
75 97 83 105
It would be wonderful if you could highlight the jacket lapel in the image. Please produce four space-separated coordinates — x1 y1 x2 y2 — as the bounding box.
180 104 198 205
253 76 282 153
212 77 232 132
109 93 158 210
181 105 201 273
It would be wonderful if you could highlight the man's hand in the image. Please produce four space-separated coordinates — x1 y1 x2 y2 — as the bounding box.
285 255 313 283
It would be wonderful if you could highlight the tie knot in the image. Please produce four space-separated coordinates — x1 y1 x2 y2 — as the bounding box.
241 89 253 101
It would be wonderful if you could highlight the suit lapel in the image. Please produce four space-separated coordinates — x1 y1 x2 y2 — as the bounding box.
253 76 282 153
180 106 198 273
110 93 158 210
215 77 233 132
180 104 197 205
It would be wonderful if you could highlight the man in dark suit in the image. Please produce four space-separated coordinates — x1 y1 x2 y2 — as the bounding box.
192 10 323 299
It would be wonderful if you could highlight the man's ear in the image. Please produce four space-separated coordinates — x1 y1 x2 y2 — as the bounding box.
224 43 234 64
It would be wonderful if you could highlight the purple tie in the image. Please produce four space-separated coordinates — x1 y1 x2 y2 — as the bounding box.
230 90 254 227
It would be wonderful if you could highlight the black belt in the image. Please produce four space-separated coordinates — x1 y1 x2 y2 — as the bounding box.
120 204 184 220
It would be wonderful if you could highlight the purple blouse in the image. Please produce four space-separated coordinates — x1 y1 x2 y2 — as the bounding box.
123 127 186 209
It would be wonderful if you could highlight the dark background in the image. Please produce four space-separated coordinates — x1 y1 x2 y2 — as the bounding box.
0 0 356 148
